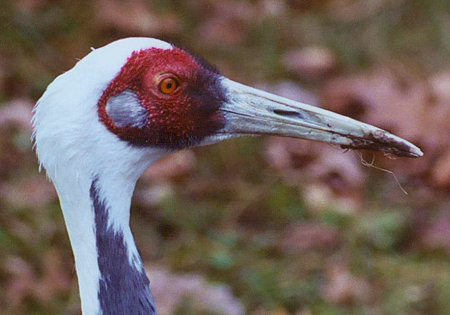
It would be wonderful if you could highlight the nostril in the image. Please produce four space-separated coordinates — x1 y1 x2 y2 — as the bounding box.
273 109 300 117
272 108 320 125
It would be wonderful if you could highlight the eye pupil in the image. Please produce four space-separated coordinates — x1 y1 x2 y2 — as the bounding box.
160 77 178 94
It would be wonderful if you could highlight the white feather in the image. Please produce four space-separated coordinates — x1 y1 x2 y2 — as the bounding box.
32 38 172 314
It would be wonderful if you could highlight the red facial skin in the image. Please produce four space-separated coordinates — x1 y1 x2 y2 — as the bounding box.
98 47 226 149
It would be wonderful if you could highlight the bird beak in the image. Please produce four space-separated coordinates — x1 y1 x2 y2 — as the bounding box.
219 79 422 158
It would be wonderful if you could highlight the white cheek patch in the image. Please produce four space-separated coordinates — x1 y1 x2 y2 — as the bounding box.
106 89 149 128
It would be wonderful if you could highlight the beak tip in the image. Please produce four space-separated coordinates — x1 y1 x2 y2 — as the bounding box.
387 133 423 158
409 146 424 158
340 130 423 158
368 129 423 158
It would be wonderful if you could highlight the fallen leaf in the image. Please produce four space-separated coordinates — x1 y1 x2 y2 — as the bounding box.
420 214 450 254
148 265 245 315
322 261 374 305
432 150 450 187
94 0 179 35
283 46 337 80
142 150 196 181
0 176 56 209
280 222 339 253
0 99 33 131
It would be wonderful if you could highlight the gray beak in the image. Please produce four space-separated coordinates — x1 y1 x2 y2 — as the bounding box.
219 79 422 158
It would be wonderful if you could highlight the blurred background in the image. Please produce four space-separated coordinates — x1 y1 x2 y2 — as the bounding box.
1 0 450 314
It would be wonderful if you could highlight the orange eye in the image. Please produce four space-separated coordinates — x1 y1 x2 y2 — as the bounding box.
159 77 179 94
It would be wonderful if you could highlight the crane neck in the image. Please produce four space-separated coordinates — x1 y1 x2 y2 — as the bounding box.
89 175 156 314
53 155 163 315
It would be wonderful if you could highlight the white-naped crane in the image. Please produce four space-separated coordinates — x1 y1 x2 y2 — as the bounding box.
32 38 422 314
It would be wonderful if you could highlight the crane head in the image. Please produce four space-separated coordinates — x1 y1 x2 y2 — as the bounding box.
33 37 422 181
97 46 226 149
96 39 422 157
